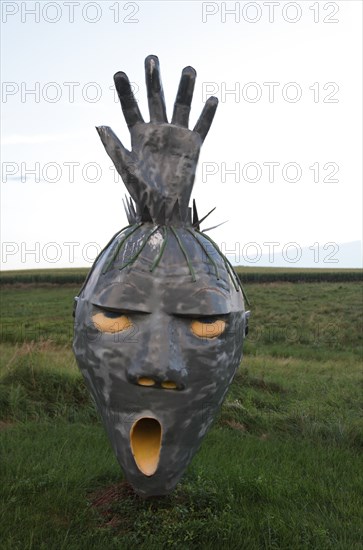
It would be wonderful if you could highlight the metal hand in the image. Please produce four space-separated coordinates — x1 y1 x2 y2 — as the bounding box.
96 55 218 222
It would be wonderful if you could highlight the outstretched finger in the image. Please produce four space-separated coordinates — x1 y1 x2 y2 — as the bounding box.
96 126 130 171
114 71 144 129
145 55 168 123
171 66 196 127
193 96 218 142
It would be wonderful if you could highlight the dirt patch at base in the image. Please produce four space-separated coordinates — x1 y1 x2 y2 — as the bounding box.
0 421 16 431
88 481 138 529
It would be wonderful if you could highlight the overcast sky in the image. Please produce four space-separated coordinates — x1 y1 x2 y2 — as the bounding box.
1 0 362 269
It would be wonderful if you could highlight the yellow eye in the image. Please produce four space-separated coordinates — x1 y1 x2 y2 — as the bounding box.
92 311 132 333
191 318 226 339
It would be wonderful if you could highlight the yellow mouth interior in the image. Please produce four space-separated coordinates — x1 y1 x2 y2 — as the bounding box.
130 418 162 476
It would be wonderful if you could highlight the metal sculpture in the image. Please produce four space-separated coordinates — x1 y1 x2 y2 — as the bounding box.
73 55 249 497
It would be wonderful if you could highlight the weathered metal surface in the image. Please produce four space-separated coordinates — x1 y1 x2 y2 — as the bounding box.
73 56 248 497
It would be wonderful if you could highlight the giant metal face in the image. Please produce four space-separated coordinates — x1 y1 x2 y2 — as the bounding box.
73 56 249 497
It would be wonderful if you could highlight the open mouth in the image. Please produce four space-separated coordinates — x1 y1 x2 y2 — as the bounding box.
130 417 162 476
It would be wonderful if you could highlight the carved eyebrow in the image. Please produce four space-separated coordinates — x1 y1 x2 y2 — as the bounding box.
92 303 151 314
166 287 231 316
191 287 229 299
173 312 229 320
91 282 152 313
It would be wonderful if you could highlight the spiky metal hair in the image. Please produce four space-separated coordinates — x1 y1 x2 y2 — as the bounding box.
77 220 249 307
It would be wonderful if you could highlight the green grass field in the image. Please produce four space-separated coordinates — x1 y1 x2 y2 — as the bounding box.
0 272 362 549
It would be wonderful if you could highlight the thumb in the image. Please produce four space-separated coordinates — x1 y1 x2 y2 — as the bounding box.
96 126 131 171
